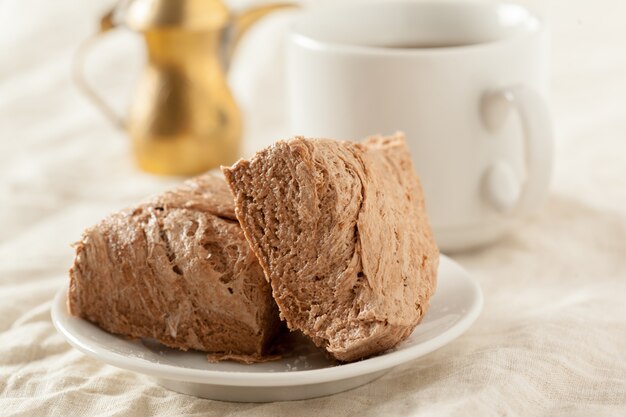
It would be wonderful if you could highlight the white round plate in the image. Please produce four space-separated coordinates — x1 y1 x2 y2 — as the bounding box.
51 255 482 402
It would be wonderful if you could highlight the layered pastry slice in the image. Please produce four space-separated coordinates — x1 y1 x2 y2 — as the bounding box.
223 133 439 362
68 175 281 361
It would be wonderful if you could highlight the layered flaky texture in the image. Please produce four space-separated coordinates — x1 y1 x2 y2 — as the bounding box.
223 133 439 362
68 175 281 358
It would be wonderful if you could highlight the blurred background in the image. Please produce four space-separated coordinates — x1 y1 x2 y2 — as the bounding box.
1 0 625 274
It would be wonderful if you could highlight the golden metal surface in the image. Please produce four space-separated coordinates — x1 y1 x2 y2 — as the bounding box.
124 0 230 31
74 0 295 176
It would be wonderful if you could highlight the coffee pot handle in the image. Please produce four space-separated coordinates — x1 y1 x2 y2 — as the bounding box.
73 8 126 129
480 85 554 214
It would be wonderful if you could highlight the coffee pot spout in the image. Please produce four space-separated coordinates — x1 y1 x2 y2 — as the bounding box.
221 3 296 70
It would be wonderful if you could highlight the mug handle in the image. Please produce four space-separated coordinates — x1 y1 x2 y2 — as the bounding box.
480 85 554 214
73 7 127 129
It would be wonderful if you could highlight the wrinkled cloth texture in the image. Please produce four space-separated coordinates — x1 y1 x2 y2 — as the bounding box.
1 0 625 416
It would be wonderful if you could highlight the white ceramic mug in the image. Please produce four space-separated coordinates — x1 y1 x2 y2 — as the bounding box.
286 1 553 252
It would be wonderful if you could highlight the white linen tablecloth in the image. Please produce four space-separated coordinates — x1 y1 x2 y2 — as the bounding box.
1 0 625 415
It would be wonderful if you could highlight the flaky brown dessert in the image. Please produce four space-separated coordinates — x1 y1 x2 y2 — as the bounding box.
68 175 281 360
223 133 439 362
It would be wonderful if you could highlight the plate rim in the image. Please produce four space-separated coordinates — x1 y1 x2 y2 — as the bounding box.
52 254 482 387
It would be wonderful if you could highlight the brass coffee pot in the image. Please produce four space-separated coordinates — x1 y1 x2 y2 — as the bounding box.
75 0 293 175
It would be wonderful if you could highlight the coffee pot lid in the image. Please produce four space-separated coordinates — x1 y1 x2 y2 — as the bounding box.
121 0 230 31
